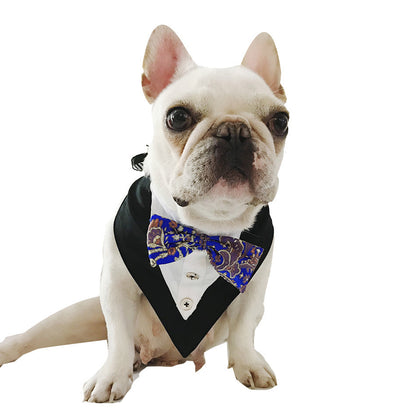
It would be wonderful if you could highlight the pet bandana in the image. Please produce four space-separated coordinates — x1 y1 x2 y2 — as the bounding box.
113 176 274 357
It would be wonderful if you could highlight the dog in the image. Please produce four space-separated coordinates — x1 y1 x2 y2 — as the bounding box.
0 25 289 402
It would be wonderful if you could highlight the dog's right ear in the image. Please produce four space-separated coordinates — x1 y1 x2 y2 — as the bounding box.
142 25 195 103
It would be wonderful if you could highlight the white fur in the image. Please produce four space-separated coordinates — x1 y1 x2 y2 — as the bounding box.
0 25 287 402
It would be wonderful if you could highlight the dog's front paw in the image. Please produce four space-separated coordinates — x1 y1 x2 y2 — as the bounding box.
83 365 133 403
229 351 277 389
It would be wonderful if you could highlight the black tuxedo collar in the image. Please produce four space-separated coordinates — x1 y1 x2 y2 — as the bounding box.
113 176 274 358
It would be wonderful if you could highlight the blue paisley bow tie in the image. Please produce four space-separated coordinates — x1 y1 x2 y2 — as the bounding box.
147 214 264 293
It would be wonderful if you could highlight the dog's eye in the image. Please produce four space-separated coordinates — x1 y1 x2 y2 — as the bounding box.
268 112 289 137
166 107 194 132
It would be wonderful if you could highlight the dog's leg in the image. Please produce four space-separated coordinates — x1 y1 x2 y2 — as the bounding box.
83 226 140 403
226 241 277 389
0 297 106 367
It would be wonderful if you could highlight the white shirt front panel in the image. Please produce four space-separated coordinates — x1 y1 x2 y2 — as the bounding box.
151 195 219 320
158 251 220 319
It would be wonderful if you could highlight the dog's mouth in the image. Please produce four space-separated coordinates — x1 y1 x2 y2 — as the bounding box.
171 138 258 208
220 166 249 186
173 196 191 207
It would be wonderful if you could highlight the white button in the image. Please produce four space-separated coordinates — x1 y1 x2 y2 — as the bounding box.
186 272 199 280
180 298 193 311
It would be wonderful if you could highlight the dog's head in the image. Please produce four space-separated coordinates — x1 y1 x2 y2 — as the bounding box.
142 26 288 234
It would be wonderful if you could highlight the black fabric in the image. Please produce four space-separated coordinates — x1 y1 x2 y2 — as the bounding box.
131 153 148 171
113 176 274 358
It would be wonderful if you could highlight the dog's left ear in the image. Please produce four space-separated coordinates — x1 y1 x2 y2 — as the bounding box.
242 33 286 102
142 25 196 103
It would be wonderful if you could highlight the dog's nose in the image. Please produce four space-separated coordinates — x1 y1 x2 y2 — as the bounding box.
214 121 251 141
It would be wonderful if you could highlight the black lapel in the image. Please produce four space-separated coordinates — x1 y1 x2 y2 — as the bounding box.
113 176 274 358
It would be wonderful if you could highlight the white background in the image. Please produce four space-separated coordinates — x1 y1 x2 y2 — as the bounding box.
0 0 415 414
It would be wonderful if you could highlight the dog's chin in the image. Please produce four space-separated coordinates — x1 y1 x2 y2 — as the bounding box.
206 177 252 205
172 167 254 207
173 174 253 209
173 177 263 235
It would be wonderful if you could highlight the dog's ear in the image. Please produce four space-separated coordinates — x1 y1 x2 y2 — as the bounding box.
142 25 196 103
242 33 286 102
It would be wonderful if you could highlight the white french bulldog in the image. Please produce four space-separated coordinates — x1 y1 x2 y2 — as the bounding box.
0 25 289 402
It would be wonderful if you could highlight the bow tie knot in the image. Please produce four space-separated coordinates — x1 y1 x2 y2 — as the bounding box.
147 215 263 292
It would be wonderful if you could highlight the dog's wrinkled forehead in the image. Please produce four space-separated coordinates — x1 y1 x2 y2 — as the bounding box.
154 66 285 120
